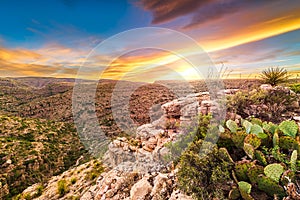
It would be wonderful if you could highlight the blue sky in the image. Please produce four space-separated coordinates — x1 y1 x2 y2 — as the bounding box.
0 0 300 80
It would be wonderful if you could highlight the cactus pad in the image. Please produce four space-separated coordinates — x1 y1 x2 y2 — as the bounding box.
238 181 254 200
244 134 261 149
257 175 285 198
264 163 284 183
273 131 279 147
279 136 299 151
232 131 247 148
235 160 254 181
254 150 267 166
226 119 238 133
219 147 234 163
242 120 253 134
290 150 298 172
279 120 298 138
244 143 255 159
247 165 264 184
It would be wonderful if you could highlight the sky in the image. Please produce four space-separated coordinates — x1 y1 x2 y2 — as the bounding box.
1 0 300 81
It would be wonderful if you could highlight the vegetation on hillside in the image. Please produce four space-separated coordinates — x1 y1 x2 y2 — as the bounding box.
0 115 89 199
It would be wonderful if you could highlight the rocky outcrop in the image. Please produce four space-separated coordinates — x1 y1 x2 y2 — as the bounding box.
81 170 177 200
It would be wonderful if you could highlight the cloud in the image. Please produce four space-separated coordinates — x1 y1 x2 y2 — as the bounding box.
183 0 249 29
139 0 272 27
138 0 214 24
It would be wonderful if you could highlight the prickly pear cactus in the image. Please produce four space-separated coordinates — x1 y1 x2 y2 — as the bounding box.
244 143 255 159
279 136 299 151
257 175 285 198
238 181 254 200
254 150 267 166
279 120 298 138
244 134 261 149
272 145 287 163
247 165 264 184
219 147 234 163
226 119 238 133
273 131 279 147
262 121 277 134
264 163 284 183
232 131 247 148
290 150 298 172
251 118 262 126
242 120 253 134
250 124 263 135
235 160 254 181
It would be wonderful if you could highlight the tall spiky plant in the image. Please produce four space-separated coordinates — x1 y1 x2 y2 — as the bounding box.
260 67 290 86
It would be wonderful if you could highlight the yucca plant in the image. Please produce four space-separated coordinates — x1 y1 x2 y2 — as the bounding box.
260 67 290 86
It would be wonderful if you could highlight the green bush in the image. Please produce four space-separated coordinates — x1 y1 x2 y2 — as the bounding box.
260 67 290 86
57 179 68 197
227 87 297 123
177 140 234 199
70 177 77 184
289 83 300 93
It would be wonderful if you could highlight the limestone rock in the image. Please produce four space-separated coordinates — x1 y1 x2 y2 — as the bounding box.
130 176 152 200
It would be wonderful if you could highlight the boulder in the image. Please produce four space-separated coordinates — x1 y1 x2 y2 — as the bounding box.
130 176 152 200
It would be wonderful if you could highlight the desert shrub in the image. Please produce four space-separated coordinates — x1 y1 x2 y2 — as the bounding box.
227 87 297 123
70 177 77 184
23 193 32 200
57 179 68 197
33 184 44 197
260 67 290 86
289 83 300 93
177 140 233 199
85 161 105 181
164 114 212 163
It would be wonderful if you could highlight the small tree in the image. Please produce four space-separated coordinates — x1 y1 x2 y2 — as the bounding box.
260 67 290 86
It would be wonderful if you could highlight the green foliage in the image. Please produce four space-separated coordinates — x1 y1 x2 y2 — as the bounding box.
244 134 261 149
250 124 264 136
85 161 105 181
254 150 267 166
273 131 279 147
235 160 254 181
279 136 299 151
247 165 264 184
226 120 238 133
260 67 290 86
272 145 287 163
238 181 254 200
57 179 68 197
289 83 300 93
177 140 233 199
227 87 297 123
257 175 285 198
250 118 263 126
232 131 247 148
290 150 298 172
264 163 284 183
278 120 298 138
165 114 211 162
243 143 255 159
242 120 252 134
262 121 277 134
0 115 89 199
34 184 44 197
